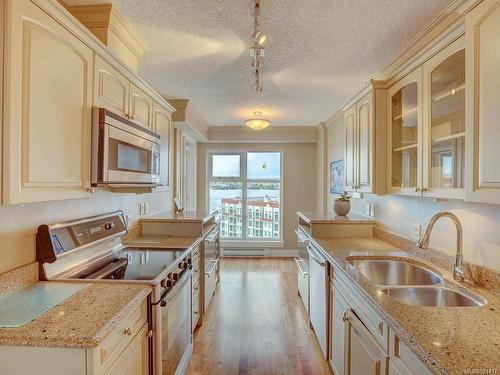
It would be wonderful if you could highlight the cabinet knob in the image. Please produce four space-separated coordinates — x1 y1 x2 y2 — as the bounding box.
414 187 421 192
421 187 428 193
147 330 153 338
124 326 133 336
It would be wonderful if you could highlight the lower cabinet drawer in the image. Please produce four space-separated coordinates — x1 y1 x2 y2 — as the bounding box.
204 260 218 312
104 323 149 375
389 332 432 375
88 299 148 374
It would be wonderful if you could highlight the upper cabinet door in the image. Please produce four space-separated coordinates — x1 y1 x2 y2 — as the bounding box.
153 101 172 187
465 0 500 204
357 92 373 193
422 36 466 200
3 0 93 204
93 54 129 117
344 105 357 192
387 69 423 196
129 83 154 129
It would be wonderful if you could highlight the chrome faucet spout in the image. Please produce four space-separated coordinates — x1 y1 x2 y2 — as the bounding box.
416 211 465 282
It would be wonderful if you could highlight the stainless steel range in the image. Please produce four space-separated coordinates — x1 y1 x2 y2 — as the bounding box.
36 211 197 375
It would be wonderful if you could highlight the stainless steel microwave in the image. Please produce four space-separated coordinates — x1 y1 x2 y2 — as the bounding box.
91 107 161 187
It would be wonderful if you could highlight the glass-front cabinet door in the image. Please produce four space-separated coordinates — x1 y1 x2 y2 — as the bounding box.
422 36 465 199
387 68 422 195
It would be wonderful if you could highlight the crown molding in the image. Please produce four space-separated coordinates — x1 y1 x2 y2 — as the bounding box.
36 0 174 112
65 4 147 58
324 110 344 128
168 99 210 141
329 0 480 120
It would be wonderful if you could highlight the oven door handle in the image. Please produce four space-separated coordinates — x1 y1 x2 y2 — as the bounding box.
295 229 309 244
307 245 326 267
157 268 192 307
205 227 219 242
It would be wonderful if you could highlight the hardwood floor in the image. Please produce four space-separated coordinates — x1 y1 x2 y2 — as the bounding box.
187 258 333 375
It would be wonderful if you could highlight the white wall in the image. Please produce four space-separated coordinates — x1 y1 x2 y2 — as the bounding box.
197 142 317 250
0 189 172 274
325 117 500 271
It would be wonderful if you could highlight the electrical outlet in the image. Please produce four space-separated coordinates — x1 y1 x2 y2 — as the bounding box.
144 202 150 214
366 204 375 217
410 223 422 241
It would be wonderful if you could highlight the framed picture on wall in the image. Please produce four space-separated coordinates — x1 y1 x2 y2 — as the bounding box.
330 159 344 194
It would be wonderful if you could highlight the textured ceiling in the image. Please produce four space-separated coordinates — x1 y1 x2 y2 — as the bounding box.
65 0 453 126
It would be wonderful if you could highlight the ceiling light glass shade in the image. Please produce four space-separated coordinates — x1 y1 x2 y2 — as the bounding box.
252 30 267 45
245 111 270 129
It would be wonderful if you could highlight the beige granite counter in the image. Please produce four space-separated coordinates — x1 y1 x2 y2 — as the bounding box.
297 210 375 224
0 282 150 349
123 234 201 249
140 209 218 224
310 235 500 375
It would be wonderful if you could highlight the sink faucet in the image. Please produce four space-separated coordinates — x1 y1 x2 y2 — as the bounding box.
416 212 465 282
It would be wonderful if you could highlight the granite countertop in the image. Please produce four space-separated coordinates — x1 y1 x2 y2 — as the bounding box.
123 234 201 249
310 236 500 375
139 210 218 224
297 210 375 224
0 282 150 349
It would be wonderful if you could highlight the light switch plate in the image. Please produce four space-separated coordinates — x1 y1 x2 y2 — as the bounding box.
410 223 422 241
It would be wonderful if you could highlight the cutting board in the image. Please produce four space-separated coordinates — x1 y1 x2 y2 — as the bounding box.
0 283 88 328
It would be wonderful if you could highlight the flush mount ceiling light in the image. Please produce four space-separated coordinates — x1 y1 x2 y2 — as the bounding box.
250 0 266 92
245 111 270 130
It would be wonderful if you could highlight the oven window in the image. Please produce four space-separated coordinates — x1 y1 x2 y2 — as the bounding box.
109 138 151 174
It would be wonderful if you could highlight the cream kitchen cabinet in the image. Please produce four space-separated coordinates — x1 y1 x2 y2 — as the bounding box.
465 0 500 205
0 299 149 375
344 309 388 375
153 101 173 188
387 38 466 200
422 36 466 200
93 54 130 118
93 55 154 130
129 83 154 129
387 68 423 196
343 87 387 195
329 279 349 375
3 0 93 204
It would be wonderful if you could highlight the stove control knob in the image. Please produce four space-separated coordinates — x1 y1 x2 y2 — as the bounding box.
104 222 115 231
161 278 174 288
187 257 192 264
167 272 179 281
179 261 188 270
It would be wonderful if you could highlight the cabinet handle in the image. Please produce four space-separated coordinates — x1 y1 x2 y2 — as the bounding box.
147 330 153 338
414 187 421 192
124 326 134 336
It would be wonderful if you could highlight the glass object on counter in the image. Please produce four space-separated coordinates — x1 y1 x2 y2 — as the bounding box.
430 49 465 189
391 82 418 188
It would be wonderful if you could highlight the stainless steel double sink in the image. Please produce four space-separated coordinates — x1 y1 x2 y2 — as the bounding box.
348 258 486 307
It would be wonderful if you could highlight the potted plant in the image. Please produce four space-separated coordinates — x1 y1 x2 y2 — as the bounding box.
334 192 351 216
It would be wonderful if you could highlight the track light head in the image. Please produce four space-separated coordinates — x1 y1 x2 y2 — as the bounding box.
252 30 267 45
